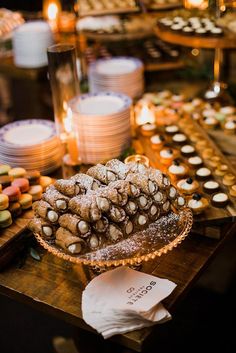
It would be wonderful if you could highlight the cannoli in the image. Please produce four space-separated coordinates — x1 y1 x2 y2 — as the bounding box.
136 193 153 211
148 203 161 222
125 199 138 216
132 211 149 231
87 164 118 185
125 173 158 196
161 200 171 214
59 213 91 237
69 195 101 222
153 190 167 204
54 179 83 197
87 233 104 250
91 181 129 206
119 217 134 236
105 159 130 180
55 227 86 254
32 200 59 224
108 205 126 223
28 217 55 240
106 223 123 243
42 185 69 212
92 216 109 233
108 180 135 205
172 194 186 209
126 161 148 174
71 173 101 191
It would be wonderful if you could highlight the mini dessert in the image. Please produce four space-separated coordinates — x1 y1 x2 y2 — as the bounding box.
150 134 165 150
202 148 215 160
215 164 229 176
172 133 187 144
8 167 26 178
39 176 53 191
168 160 189 181
208 156 221 168
12 178 30 193
223 173 236 186
181 145 195 157
165 125 179 135
0 175 13 188
140 123 157 137
220 106 234 115
210 27 223 36
8 202 22 218
203 180 220 194
0 194 9 211
0 210 12 228
229 185 236 198
177 177 199 195
195 28 208 36
223 120 236 134
0 164 11 176
196 167 212 180
29 185 43 201
2 186 21 202
188 156 203 168
182 26 194 35
201 116 218 129
25 170 41 185
189 132 202 143
187 193 209 214
159 148 179 166
19 194 33 210
211 192 229 208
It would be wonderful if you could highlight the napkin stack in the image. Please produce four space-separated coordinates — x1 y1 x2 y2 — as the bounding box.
82 266 176 339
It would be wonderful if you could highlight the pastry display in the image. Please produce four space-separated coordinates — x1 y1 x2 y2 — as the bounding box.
29 159 187 255
79 0 139 17
0 164 54 228
177 178 199 195
203 180 220 194
211 192 229 208
187 193 209 215
150 134 165 150
140 123 157 137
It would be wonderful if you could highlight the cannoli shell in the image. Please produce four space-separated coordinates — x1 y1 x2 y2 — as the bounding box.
56 227 86 254
28 217 55 240
54 179 82 197
87 164 117 184
71 173 101 191
69 195 101 222
59 213 91 237
42 185 69 212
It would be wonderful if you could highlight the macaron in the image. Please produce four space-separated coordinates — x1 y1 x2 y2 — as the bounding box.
12 178 30 193
25 170 41 185
2 186 21 202
8 202 22 218
39 176 53 191
0 194 9 210
19 193 33 210
0 210 12 228
8 167 26 178
0 175 13 188
0 164 11 176
0 184 2 193
28 185 43 201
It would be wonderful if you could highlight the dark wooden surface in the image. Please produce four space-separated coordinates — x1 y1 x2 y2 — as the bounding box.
0 221 235 352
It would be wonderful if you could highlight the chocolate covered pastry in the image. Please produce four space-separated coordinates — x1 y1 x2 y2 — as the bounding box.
59 213 91 237
42 185 69 212
55 227 86 254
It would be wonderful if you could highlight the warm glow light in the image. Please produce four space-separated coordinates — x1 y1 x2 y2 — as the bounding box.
191 48 200 56
63 103 73 133
136 104 156 126
48 3 58 21
184 0 208 9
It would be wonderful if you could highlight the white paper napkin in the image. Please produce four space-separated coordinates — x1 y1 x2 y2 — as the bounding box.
82 266 176 338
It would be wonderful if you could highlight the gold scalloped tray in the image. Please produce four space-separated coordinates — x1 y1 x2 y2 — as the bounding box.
34 208 193 268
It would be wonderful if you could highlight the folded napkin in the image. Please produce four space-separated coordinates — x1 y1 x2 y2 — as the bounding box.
82 266 176 338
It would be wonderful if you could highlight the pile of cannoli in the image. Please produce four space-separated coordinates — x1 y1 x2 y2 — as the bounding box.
29 159 186 256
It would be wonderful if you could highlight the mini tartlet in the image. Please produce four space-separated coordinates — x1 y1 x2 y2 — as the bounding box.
201 116 218 129
172 133 187 144
187 193 209 214
181 144 195 157
215 164 229 176
168 160 189 181
211 192 229 208
223 173 236 186
165 125 179 135
203 180 220 194
159 148 180 166
140 123 157 137
150 134 165 150
188 156 203 168
229 185 236 197
196 167 212 180
177 177 199 195
223 120 236 134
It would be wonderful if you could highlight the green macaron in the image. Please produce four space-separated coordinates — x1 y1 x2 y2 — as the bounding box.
0 164 11 176
0 210 12 228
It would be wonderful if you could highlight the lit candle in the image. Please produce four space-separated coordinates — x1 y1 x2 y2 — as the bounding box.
124 154 150 167
43 0 61 32
184 0 208 9
136 103 156 126
64 105 79 165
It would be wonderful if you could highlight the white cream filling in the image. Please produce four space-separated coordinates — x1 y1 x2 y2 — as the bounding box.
78 221 89 234
47 210 58 223
177 180 194 191
42 226 53 237
204 181 219 190
220 106 234 115
160 149 173 159
56 200 67 210
173 133 187 142
212 193 228 202
188 199 203 209
181 145 195 154
204 117 217 125
165 125 179 133
150 135 163 144
225 121 235 130
197 167 211 177
142 123 156 131
169 164 185 174
188 156 202 165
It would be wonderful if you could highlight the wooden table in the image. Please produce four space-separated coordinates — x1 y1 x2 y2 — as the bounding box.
0 222 235 352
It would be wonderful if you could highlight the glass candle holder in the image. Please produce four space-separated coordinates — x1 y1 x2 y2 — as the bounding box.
124 154 150 167
47 43 80 165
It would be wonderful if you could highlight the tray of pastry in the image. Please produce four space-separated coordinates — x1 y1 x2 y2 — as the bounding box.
136 116 236 225
79 0 140 17
145 0 183 11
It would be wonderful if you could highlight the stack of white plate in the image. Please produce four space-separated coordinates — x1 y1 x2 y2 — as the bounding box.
88 57 144 99
0 119 63 174
12 21 54 68
69 92 132 165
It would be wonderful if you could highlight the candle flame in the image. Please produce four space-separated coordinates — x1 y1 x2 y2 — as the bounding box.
185 0 208 9
136 104 155 125
64 104 73 134
47 3 58 21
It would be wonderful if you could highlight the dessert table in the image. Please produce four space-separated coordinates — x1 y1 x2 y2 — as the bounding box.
0 218 235 352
